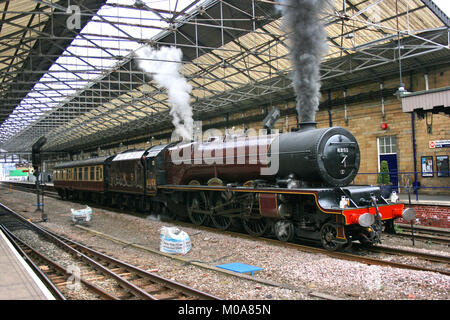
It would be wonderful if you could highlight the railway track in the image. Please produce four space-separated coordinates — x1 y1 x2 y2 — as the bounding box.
369 244 450 265
2 182 449 277
392 224 450 245
4 181 450 243
1 226 116 300
0 203 220 300
153 218 450 276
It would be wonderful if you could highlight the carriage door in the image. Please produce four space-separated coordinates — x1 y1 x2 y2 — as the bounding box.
145 157 157 194
377 136 398 192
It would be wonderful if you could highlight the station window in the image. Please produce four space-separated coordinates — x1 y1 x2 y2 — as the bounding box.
378 136 397 154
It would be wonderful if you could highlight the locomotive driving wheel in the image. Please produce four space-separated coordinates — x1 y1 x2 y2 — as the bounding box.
240 193 269 237
187 192 209 225
211 193 233 230
320 222 345 251
242 215 269 237
274 220 295 242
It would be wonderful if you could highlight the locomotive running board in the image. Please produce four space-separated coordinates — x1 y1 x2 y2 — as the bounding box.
157 184 341 216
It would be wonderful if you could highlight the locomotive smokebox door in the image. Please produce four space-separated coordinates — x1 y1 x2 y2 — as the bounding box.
322 134 357 179
277 126 360 187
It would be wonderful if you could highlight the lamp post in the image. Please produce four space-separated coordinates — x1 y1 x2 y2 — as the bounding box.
32 136 47 222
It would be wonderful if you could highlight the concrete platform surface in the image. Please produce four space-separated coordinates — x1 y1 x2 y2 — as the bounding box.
398 193 450 206
0 229 55 300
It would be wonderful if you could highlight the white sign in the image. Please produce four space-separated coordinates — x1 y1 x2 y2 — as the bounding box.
429 140 450 148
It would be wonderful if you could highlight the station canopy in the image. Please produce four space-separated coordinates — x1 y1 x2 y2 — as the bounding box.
0 0 448 153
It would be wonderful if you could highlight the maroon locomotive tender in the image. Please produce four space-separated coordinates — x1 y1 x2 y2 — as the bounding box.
53 123 414 250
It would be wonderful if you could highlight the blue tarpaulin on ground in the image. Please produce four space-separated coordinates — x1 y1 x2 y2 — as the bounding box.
216 262 263 276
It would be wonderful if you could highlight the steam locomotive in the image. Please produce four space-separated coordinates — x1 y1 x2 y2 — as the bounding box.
53 123 414 250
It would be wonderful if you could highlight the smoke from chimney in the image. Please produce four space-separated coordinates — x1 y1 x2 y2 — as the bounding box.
278 0 331 123
136 46 194 141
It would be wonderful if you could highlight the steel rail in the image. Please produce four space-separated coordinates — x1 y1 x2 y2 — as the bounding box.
156 217 450 276
0 202 220 300
3 182 449 276
0 225 117 300
369 244 450 265
392 232 450 245
0 225 66 300
0 203 158 300
46 229 220 300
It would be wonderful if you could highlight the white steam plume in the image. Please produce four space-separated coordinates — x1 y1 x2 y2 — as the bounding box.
136 46 193 140
278 0 331 123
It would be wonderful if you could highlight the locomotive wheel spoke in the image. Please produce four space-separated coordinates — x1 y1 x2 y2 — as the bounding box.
274 220 295 242
211 194 232 230
187 192 209 225
242 216 269 237
320 222 344 251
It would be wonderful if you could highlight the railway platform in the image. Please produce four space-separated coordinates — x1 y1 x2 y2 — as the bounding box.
0 229 55 300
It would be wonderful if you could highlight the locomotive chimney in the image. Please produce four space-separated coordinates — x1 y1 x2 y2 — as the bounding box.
299 121 317 131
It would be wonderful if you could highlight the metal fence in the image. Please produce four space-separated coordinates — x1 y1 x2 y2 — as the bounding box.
354 170 450 201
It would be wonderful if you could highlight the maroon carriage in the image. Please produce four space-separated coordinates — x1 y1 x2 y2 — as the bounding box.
53 155 113 202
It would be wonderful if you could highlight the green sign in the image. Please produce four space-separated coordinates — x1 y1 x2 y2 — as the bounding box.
9 169 27 176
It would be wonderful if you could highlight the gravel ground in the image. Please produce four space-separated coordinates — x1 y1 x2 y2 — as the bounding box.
1 186 449 300
12 229 100 300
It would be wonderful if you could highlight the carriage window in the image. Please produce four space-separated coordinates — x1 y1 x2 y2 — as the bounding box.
79 167 83 180
95 166 101 181
83 167 88 180
90 166 95 181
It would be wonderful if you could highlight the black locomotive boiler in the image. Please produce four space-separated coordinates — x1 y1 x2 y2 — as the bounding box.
53 123 414 250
